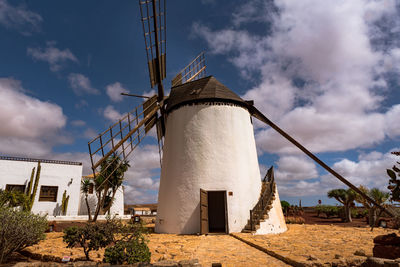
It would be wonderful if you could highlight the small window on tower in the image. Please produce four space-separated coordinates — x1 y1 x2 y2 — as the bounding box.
39 186 58 202
5 184 26 193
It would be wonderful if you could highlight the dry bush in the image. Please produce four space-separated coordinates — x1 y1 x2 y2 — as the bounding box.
0 207 47 263
285 216 305 224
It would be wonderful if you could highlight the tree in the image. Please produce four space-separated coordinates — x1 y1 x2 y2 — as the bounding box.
327 188 356 222
92 155 129 222
81 179 93 221
387 151 400 203
355 186 389 226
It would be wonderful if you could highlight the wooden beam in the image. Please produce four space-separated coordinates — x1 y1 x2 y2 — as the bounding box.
248 104 394 217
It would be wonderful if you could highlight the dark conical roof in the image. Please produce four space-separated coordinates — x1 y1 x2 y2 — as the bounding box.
166 76 246 112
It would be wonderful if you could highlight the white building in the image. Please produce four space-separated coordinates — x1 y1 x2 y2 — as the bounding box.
0 156 125 219
0 156 82 216
79 173 125 217
156 76 287 234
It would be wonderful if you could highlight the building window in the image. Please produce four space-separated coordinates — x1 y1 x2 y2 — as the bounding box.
88 183 94 194
5 184 26 193
39 186 58 202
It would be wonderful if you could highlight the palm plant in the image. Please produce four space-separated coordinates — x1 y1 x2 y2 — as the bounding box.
92 155 130 222
81 179 93 221
327 188 356 222
355 186 389 226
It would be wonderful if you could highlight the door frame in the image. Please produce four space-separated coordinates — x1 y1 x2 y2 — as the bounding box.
200 189 229 234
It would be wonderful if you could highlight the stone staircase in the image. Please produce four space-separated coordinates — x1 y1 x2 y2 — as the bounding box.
243 166 277 233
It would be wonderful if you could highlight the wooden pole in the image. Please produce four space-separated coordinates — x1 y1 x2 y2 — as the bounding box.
248 104 394 217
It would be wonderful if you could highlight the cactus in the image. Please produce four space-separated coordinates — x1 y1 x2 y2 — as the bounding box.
61 190 70 215
25 162 41 211
26 167 35 196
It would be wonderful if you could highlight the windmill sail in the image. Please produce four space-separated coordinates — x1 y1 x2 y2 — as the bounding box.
172 52 206 87
247 104 394 217
88 96 161 189
139 0 166 96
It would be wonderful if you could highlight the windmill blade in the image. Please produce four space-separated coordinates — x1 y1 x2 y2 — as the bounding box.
171 52 206 87
247 104 395 217
139 0 166 101
88 95 162 190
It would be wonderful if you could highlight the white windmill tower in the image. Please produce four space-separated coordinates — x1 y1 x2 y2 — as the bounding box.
87 0 394 235
156 75 287 234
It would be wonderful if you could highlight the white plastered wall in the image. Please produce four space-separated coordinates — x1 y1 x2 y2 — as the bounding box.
256 189 287 234
0 159 82 216
78 184 125 216
156 103 262 234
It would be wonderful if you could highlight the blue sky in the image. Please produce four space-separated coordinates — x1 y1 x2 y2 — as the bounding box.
1 0 399 206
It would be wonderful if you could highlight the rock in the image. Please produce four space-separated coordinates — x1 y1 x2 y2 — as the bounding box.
73 261 97 267
153 260 179 267
178 259 200 267
383 260 400 267
374 245 400 259
365 257 387 267
374 234 400 246
355 249 367 256
331 259 347 267
211 264 222 267
306 255 318 261
334 254 343 259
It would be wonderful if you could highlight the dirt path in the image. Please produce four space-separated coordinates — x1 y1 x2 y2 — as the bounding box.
23 233 289 266
149 234 290 266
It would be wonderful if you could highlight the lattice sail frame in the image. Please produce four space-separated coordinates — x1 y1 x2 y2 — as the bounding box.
139 0 166 88
88 96 160 190
171 52 206 87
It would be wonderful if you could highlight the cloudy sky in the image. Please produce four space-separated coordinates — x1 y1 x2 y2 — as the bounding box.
0 0 399 206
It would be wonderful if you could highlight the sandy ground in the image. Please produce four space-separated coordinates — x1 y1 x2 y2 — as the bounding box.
22 224 398 266
232 224 398 266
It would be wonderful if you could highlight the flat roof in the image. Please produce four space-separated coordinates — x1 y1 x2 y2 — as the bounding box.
0 156 82 166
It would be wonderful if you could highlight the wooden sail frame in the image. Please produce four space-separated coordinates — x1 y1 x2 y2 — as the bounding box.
88 96 162 190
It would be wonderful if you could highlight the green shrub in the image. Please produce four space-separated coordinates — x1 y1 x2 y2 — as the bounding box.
351 208 368 218
63 221 115 260
0 207 47 263
103 238 151 264
103 222 150 264
315 205 340 218
280 200 290 215
0 189 30 210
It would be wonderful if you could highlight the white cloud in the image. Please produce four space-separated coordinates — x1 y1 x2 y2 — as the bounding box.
70 120 86 127
123 145 161 204
275 156 318 182
322 149 399 190
103 105 124 123
0 0 42 35
0 77 67 157
68 73 99 95
27 42 78 72
193 0 400 156
276 149 398 197
106 82 129 102
384 104 400 138
84 128 97 139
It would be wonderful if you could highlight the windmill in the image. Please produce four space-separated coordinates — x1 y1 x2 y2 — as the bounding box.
88 0 393 234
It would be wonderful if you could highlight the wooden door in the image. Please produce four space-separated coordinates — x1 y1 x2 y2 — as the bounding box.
200 189 209 234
